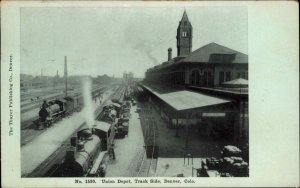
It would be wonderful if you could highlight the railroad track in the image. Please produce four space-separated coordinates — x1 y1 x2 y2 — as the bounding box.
21 86 106 113
21 86 111 146
21 86 107 129
134 108 158 177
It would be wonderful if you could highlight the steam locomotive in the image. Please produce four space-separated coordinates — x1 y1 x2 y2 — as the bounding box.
51 103 121 177
35 96 81 129
52 125 111 177
34 87 105 130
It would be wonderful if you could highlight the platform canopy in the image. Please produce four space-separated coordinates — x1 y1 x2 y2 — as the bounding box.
143 85 231 111
222 78 248 87
93 121 111 132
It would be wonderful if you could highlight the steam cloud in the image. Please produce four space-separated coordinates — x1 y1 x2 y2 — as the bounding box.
81 77 94 128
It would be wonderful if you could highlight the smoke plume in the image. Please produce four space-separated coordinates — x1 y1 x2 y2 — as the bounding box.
125 26 159 66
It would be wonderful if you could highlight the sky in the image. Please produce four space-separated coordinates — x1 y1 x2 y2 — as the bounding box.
21 6 247 78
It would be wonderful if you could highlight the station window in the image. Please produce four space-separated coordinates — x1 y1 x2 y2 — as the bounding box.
208 72 213 86
237 72 247 79
219 71 224 84
204 72 208 86
182 31 187 37
241 72 246 79
225 72 231 81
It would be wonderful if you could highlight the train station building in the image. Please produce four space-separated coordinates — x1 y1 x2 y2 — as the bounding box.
142 11 248 146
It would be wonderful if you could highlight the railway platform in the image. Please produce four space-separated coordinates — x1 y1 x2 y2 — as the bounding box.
138 99 234 177
105 104 145 177
105 97 235 177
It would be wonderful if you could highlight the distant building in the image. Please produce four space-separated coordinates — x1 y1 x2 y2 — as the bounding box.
93 74 114 84
20 74 34 90
20 74 51 89
123 71 134 84
53 70 61 88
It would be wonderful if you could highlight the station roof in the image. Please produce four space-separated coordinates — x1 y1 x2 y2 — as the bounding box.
146 42 248 72
143 85 231 111
178 42 248 64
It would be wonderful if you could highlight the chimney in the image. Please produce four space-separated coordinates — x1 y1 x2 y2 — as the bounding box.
64 56 67 78
168 48 172 61
64 56 68 96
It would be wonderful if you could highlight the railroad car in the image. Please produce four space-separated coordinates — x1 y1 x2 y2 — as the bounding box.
102 107 117 123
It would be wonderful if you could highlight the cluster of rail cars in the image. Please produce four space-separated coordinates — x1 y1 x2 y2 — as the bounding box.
34 87 105 129
25 85 136 177
51 85 135 177
111 85 136 138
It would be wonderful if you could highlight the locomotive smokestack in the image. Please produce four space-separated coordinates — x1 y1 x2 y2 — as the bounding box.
70 136 78 147
168 48 172 61
80 129 93 140
65 147 76 161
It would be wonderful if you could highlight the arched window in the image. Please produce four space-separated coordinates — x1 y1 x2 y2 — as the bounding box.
195 71 200 85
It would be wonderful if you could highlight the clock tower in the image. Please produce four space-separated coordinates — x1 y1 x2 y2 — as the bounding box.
176 10 192 56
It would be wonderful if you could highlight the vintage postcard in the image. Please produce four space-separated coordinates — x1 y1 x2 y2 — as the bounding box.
1 1 299 187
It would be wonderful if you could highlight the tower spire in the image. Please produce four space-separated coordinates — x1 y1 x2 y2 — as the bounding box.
181 9 189 21
177 10 192 56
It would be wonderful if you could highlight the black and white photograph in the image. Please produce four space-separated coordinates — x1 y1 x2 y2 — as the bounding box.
20 6 249 178
1 1 299 187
